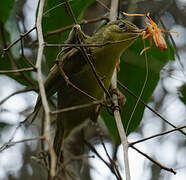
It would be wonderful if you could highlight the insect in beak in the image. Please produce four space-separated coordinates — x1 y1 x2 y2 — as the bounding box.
122 12 179 55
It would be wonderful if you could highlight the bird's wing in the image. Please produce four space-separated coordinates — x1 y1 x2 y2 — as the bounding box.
44 47 88 98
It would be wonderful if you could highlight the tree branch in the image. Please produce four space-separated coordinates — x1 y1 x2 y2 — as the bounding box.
2 26 36 55
131 145 176 174
0 87 36 105
109 0 131 179
0 67 35 74
35 0 56 177
0 136 44 152
129 125 186 146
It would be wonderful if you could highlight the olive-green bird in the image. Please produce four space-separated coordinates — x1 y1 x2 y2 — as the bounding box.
34 19 141 157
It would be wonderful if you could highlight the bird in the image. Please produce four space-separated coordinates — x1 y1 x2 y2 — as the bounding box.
33 19 141 157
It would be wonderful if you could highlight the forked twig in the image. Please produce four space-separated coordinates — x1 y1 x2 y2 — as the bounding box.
2 26 36 55
100 136 122 180
84 140 121 180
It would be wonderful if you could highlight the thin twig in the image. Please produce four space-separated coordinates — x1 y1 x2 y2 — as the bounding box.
0 121 25 152
64 0 78 24
74 26 111 99
35 0 56 177
126 41 149 134
0 25 36 87
56 59 98 102
131 145 176 174
6 52 37 87
0 136 44 152
44 17 109 38
100 136 122 180
51 96 125 115
96 0 110 12
117 81 186 136
29 17 109 46
2 26 36 55
0 67 35 74
56 153 94 179
44 36 142 48
43 1 71 16
129 125 186 146
20 37 36 69
84 140 121 180
0 87 36 105
51 100 102 114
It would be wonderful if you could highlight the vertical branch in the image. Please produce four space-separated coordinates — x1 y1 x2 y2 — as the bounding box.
35 0 56 177
109 0 119 21
109 0 131 180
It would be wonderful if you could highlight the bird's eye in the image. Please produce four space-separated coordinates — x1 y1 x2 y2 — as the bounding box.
118 22 126 28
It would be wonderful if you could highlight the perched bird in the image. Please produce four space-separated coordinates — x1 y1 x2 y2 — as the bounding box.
34 19 141 157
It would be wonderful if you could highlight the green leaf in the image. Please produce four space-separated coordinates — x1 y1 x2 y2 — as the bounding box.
102 39 175 143
179 84 186 105
0 0 15 23
0 122 8 129
0 1 35 86
1 0 94 86
43 0 95 70
0 54 37 86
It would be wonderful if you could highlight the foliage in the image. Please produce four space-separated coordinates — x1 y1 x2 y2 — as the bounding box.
0 0 15 23
102 38 175 142
0 0 176 143
42 0 94 69
179 83 186 105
